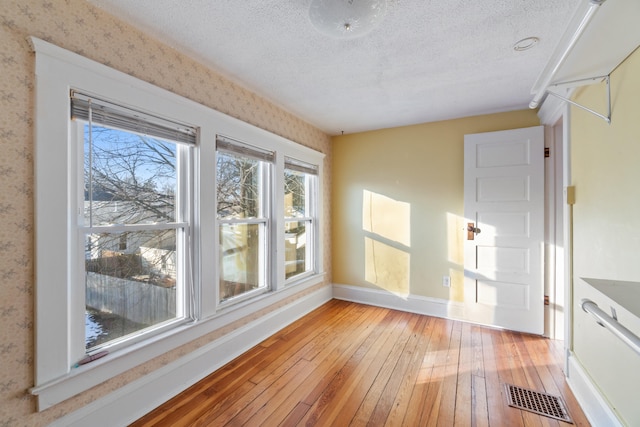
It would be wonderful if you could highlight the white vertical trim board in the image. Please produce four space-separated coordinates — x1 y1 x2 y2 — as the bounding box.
49 286 332 427
566 352 623 427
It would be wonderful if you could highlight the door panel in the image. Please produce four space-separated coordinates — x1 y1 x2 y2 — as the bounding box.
476 139 530 168
464 126 544 334
478 212 530 237
476 246 530 274
477 280 529 309
477 176 529 202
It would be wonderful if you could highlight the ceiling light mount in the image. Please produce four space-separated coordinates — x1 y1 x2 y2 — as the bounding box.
309 0 388 39
513 36 539 52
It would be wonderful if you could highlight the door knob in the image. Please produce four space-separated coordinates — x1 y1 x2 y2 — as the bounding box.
467 222 481 240
467 224 481 233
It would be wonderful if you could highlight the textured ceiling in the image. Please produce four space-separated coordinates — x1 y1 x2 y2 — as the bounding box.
87 0 581 135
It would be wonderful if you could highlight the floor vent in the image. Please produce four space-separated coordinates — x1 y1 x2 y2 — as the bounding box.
504 384 573 423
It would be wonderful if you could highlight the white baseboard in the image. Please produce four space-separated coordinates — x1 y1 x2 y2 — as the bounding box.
54 284 614 427
332 283 466 321
51 285 332 427
566 352 622 427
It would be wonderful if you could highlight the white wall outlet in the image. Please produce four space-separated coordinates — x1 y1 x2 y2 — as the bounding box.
442 276 451 288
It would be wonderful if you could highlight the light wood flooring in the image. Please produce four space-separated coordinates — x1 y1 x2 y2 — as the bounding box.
131 299 589 426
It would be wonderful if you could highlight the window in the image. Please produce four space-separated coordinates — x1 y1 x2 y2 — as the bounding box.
284 157 318 280
73 91 195 350
31 37 324 410
216 137 273 303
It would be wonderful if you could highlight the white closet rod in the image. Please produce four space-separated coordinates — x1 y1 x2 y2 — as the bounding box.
529 0 606 109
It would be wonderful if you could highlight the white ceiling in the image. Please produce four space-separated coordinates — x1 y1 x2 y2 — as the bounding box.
87 0 582 135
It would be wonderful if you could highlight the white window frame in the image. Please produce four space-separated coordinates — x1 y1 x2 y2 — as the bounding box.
284 159 319 283
216 140 273 306
30 37 324 411
72 108 195 354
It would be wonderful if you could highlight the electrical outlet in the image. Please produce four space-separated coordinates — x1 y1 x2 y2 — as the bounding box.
442 276 451 288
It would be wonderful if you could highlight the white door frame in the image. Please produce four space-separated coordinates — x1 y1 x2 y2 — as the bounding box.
538 99 572 348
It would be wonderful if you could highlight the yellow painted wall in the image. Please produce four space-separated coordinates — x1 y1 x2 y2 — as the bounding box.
570 47 640 425
332 110 540 301
0 1 331 424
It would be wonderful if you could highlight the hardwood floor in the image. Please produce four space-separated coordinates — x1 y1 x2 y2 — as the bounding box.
131 300 589 426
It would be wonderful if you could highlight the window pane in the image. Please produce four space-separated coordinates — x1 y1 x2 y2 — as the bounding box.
284 168 306 218
85 229 180 350
217 152 263 219
285 220 311 279
85 124 177 226
219 223 266 301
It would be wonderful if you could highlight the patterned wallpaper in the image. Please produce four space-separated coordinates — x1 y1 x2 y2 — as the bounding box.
0 0 332 425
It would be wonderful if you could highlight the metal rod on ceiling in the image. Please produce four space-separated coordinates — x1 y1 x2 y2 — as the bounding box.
529 0 607 109
545 75 611 123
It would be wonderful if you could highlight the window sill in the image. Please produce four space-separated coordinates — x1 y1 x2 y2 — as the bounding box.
30 272 326 411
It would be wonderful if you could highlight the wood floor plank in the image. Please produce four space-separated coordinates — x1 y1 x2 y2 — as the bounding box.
421 318 454 426
305 311 414 426
524 335 591 426
382 315 431 427
227 359 313 426
471 374 489 427
192 302 375 426
480 328 512 427
436 320 463 426
395 316 438 427
296 305 389 408
273 304 390 426
295 308 402 426
454 321 473 427
487 328 526 427
131 301 590 427
500 331 546 427
350 314 422 426
470 326 489 427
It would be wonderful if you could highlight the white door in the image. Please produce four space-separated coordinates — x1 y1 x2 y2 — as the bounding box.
464 126 544 335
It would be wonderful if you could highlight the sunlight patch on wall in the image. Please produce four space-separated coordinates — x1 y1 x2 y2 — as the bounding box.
363 189 411 247
362 189 411 294
446 212 464 265
364 237 410 294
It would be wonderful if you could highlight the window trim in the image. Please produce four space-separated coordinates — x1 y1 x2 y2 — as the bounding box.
30 36 324 410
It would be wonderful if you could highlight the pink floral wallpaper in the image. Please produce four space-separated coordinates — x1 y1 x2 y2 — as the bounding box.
0 0 332 425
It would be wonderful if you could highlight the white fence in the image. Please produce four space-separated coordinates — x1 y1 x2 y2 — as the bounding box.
86 272 175 325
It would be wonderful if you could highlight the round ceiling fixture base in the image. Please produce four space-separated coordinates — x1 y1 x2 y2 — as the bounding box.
309 0 388 39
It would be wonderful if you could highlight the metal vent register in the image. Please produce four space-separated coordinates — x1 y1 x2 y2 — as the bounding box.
504 384 573 423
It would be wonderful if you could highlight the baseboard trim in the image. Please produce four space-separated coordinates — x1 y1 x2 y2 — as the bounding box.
332 283 466 320
50 285 332 427
566 352 622 427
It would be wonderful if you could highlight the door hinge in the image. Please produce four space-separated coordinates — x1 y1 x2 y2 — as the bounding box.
544 295 550 306
544 147 550 158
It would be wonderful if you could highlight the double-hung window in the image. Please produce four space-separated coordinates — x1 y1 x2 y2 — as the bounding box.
216 136 273 303
71 91 195 351
284 157 318 280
